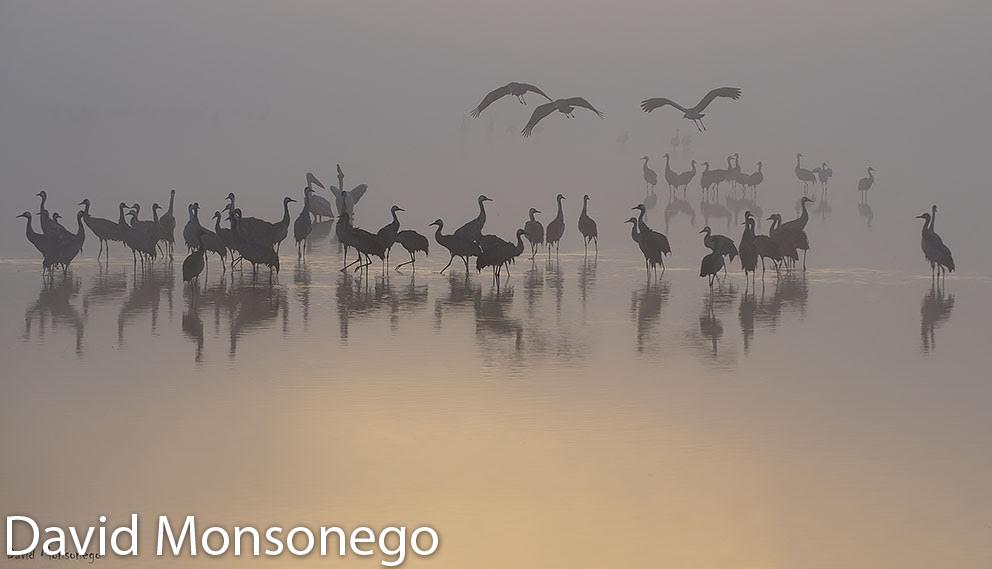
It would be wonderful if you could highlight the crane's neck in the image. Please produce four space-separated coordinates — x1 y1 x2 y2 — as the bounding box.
514 232 525 254
152 208 160 223
581 199 589 217
23 216 36 238
636 208 647 230
796 155 802 169
281 199 292 224
477 199 487 220
119 205 128 226
799 200 809 223
390 208 399 225
82 201 91 216
528 211 537 222
433 224 445 242
664 154 670 168
75 212 85 237
554 198 563 221
629 223 639 242
38 193 47 212
167 192 175 214
302 193 311 214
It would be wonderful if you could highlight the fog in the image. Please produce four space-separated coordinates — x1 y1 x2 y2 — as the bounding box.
2 0 990 267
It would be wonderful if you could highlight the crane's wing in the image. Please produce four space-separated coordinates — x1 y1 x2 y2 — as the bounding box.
328 185 342 200
350 184 368 204
470 84 513 117
521 101 558 137
519 83 553 102
563 97 604 118
640 97 688 114
693 87 742 112
306 172 325 189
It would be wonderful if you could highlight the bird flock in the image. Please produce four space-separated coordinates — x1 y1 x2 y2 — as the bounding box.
15 82 955 288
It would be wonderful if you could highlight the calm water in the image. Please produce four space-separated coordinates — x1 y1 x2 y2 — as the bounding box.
3 207 991 568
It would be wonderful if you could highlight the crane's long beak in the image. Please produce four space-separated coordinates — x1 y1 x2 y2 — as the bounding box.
698 229 706 234
534 209 541 214
397 207 406 212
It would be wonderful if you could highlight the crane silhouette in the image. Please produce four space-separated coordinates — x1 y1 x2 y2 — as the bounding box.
640 87 742 131
376 205 405 268
675 160 697 198
431 219 480 274
454 195 492 241
546 194 566 258
642 156 658 191
916 206 954 280
523 207 544 260
521 97 604 137
305 172 335 222
738 215 759 287
294 187 314 259
625 216 665 278
476 229 526 283
159 189 177 257
795 153 817 195
182 230 206 284
699 225 738 275
578 194 598 256
470 82 553 117
632 203 671 274
663 153 679 196
394 229 429 271
79 199 123 260
858 167 876 202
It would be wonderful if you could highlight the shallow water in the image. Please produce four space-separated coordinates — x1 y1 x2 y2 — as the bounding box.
2 210 991 568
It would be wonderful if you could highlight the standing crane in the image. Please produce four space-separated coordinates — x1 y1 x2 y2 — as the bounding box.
79 199 123 260
699 226 738 275
159 189 177 257
642 156 658 191
454 195 492 241
394 229 429 271
578 194 598 256
858 167 876 202
916 207 954 280
738 215 758 287
430 219 480 274
663 153 679 196
376 205 405 268
523 207 544 259
795 153 817 195
294 187 314 258
546 194 566 258
632 204 671 273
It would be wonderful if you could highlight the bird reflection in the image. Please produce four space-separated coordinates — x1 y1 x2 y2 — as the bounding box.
774 273 809 319
474 286 524 363
546 259 564 321
24 275 84 355
117 266 174 346
82 267 128 316
739 288 756 353
228 282 288 356
700 198 732 231
523 261 544 316
294 259 312 327
664 196 696 232
578 257 596 315
812 198 832 220
692 282 736 362
307 220 335 250
630 278 670 353
857 202 874 227
920 282 954 354
433 272 481 330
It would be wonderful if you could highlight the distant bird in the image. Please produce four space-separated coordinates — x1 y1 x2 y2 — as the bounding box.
305 172 335 222
120 202 158 265
632 203 671 273
625 216 666 277
857 167 876 201
376 205 405 267
644 188 658 211
670 129 681 151
229 208 280 276
663 153 678 195
699 250 724 286
327 165 367 223
129 203 160 244
916 206 954 279
523 207 544 259
640 87 742 131
294 187 314 258
814 162 833 196
674 160 697 197
430 219 480 274
546 194 566 257
470 82 553 117
578 194 598 256
183 203 200 252
521 97 604 137
779 196 813 234
394 229 429 271
768 214 808 270
699 162 718 198
744 161 763 197
642 156 658 190
795 153 817 195
187 203 227 270
36 190 66 238
699 225 738 275
454 195 492 241
79 198 123 260
212 211 238 267
159 189 177 257
747 211 782 275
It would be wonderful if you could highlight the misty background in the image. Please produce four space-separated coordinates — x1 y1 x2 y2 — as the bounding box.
1 0 990 269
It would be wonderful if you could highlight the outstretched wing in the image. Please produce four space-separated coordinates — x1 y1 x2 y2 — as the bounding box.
693 87 742 112
519 83 553 102
640 97 687 114
563 97 604 118
350 184 368 204
306 172 325 189
521 101 558 137
470 84 513 117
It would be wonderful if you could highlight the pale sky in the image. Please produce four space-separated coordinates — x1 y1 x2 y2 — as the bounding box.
2 0 990 264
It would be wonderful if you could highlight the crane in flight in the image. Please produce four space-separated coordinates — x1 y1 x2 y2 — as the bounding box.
521 97 604 137
640 87 741 131
470 82 553 117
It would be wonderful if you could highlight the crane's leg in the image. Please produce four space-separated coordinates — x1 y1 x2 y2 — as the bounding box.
440 255 454 274
594 237 598 256
462 255 469 273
